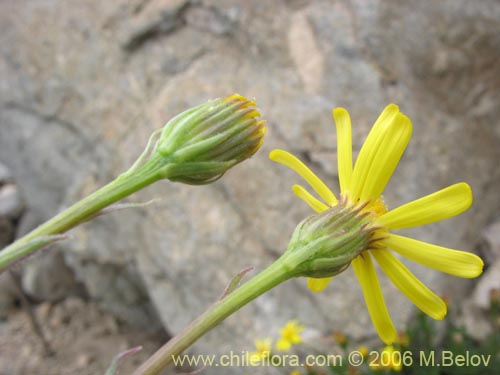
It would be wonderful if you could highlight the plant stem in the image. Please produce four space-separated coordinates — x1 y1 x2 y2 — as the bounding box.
0 155 166 272
132 258 294 375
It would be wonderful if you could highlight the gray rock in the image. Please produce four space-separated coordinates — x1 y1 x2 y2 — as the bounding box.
471 259 500 310
122 0 191 51
460 258 500 341
21 250 83 302
482 221 500 265
460 299 493 342
0 162 12 185
185 5 236 36
62 207 164 332
0 216 14 249
15 209 41 238
0 272 17 319
0 184 24 220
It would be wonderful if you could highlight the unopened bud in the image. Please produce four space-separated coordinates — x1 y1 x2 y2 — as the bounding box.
155 94 265 184
283 203 373 278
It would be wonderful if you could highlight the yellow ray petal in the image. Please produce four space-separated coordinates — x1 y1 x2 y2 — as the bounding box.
270 149 337 205
350 105 413 202
371 249 447 320
364 111 411 200
358 112 412 201
349 104 400 200
307 277 333 292
276 338 291 352
378 183 473 229
292 185 329 213
351 252 397 344
333 108 353 194
383 234 484 278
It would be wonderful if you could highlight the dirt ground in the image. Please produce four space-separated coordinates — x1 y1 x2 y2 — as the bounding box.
0 297 167 375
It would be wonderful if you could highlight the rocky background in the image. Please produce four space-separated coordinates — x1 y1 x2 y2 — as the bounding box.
0 0 499 374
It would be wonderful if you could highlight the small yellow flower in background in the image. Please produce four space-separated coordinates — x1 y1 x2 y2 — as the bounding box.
250 337 272 361
385 346 402 371
369 362 383 372
397 332 409 347
333 331 347 346
290 370 302 375
369 345 402 372
270 104 484 344
276 320 304 352
357 345 369 357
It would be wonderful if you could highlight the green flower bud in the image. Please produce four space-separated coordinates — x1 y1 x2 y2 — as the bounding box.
154 94 266 185
283 202 374 278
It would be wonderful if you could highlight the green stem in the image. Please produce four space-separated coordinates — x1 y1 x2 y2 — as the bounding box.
0 155 167 272
132 257 294 375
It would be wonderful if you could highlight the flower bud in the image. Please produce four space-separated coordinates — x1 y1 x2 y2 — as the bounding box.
155 94 265 184
283 203 373 278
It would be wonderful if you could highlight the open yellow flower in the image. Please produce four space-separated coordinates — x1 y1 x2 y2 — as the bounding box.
369 345 403 371
270 104 483 344
276 320 304 352
250 337 273 361
357 345 369 358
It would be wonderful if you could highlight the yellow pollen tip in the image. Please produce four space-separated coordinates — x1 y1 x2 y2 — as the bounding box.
369 198 389 217
224 93 256 107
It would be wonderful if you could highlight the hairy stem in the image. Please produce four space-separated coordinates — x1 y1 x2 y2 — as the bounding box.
132 259 293 375
0 155 166 272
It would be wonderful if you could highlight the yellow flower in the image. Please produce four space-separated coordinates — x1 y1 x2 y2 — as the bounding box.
397 332 409 347
290 371 302 375
369 345 402 371
270 104 484 344
333 331 347 345
250 337 272 361
276 320 304 351
357 345 369 357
